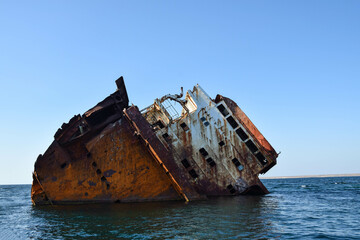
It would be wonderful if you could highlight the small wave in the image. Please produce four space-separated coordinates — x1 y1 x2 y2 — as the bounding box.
301 185 306 188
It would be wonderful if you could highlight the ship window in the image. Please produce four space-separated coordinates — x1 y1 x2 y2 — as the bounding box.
227 184 236 194
154 120 165 129
106 183 110 189
92 162 97 167
217 104 229 117
255 152 267 165
199 148 209 157
200 117 210 126
162 133 169 139
236 127 249 141
245 140 258 153
219 141 225 146
180 122 189 131
60 163 67 169
232 158 241 167
101 176 107 182
189 169 198 179
96 169 101 175
206 157 216 167
181 159 191 168
86 104 117 126
226 116 239 129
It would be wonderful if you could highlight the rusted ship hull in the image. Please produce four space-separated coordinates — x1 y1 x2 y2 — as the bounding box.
32 77 278 205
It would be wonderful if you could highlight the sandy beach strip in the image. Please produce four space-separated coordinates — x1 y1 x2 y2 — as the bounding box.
260 173 360 179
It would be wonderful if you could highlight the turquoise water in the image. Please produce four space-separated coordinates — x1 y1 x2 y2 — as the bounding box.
1 177 359 239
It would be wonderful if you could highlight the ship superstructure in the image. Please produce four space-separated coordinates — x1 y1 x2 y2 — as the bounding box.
31 77 278 204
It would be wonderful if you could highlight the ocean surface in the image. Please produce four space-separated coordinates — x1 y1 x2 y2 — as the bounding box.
0 177 359 239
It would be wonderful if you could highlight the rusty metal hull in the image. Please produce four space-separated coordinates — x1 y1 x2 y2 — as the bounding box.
31 77 278 205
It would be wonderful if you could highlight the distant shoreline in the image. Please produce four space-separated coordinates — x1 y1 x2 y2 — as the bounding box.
260 173 360 179
1 173 360 185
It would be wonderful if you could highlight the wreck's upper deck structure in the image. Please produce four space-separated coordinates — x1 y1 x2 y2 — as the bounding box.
138 84 277 198
31 77 278 205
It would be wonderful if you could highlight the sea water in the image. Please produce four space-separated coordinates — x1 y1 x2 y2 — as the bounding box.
0 177 359 239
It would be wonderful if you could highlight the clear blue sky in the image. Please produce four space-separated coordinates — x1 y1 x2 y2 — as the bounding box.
1 1 359 184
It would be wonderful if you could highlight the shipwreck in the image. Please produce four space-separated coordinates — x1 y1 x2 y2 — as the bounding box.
31 77 278 205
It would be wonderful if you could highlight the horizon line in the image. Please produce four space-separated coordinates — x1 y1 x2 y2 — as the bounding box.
260 173 360 179
1 173 360 185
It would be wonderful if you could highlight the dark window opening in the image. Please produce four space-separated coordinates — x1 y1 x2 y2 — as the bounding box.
162 133 169 139
236 128 249 141
180 122 189 131
232 158 241 167
92 162 97 167
206 157 216 167
96 169 101 175
87 152 92 158
255 152 267 165
217 104 229 117
188 169 198 179
199 148 209 157
70 128 81 140
86 104 117 126
245 140 258 153
219 141 225 146
200 117 206 122
181 159 191 168
227 184 236 194
106 183 110 189
204 121 210 127
154 120 165 129
101 176 107 182
60 163 67 169
226 116 239 129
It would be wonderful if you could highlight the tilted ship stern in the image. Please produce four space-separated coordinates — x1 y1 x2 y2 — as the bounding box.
32 77 278 205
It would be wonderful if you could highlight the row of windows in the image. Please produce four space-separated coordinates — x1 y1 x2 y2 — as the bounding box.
216 104 268 166
199 148 216 167
200 116 210 126
181 158 199 179
182 148 244 194
232 158 244 171
199 147 245 172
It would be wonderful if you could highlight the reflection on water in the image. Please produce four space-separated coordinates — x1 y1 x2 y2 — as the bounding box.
1 177 359 239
